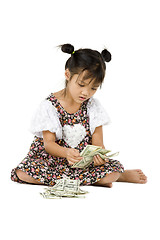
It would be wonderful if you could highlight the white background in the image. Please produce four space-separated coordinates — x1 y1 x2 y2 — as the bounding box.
0 0 160 239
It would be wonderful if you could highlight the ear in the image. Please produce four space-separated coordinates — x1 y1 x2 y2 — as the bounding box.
65 69 71 81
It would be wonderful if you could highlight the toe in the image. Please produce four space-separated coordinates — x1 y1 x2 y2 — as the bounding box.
142 179 147 183
140 176 146 180
137 170 147 183
140 176 147 183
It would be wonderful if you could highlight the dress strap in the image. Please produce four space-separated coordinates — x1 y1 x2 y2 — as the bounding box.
45 93 58 107
46 93 90 115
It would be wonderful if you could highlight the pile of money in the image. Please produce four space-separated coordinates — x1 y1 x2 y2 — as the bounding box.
71 145 119 169
40 177 89 199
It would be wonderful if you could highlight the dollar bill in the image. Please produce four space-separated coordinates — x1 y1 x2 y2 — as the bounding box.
40 176 89 199
71 145 119 169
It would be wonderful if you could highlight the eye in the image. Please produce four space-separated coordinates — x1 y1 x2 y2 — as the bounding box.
92 88 97 91
78 83 85 87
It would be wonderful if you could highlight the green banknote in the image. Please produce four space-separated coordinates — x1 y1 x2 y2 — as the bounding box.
71 145 119 169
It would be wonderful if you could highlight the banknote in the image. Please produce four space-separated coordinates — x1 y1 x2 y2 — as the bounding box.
71 145 119 169
40 176 89 199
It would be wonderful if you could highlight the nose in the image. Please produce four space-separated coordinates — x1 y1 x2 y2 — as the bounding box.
81 88 89 97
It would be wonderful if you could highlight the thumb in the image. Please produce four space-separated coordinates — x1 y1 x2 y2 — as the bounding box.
105 158 109 162
73 149 80 156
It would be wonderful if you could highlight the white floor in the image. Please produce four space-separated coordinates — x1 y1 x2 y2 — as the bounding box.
1 168 159 240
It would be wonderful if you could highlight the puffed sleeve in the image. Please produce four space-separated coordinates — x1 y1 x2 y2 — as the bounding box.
87 97 112 135
29 100 62 139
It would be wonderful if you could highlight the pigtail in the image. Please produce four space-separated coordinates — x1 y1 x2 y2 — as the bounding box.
101 49 112 62
57 43 74 55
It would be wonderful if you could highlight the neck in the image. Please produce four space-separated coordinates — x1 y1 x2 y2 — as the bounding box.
62 88 79 106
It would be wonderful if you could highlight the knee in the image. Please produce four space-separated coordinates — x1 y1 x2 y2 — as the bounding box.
16 169 42 185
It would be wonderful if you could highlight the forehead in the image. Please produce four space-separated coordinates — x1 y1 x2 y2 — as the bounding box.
78 78 99 87
76 71 100 87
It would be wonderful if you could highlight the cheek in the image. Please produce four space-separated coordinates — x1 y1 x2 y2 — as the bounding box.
90 90 96 96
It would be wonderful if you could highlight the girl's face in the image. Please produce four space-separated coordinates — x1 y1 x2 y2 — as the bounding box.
65 69 100 104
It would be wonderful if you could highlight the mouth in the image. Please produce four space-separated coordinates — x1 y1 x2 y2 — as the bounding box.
79 96 86 101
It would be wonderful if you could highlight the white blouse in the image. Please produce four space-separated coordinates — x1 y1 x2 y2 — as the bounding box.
29 96 111 141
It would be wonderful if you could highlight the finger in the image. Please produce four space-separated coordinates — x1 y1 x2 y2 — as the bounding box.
93 156 97 166
73 149 80 154
73 152 81 157
70 157 83 161
94 155 101 165
74 149 80 157
93 156 97 161
76 156 83 160
95 155 105 165
68 159 77 165
67 160 73 165
98 155 106 163
70 157 82 163
96 155 104 163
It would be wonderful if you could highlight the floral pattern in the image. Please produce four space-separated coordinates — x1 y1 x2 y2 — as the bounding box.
11 93 124 186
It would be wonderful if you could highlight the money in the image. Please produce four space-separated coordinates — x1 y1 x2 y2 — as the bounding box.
71 145 119 169
40 176 89 199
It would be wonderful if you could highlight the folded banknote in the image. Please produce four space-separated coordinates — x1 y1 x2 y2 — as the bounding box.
71 145 119 169
40 177 88 199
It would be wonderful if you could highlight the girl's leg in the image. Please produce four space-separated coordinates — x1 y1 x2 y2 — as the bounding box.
16 169 45 185
92 172 121 188
16 169 147 187
93 169 147 187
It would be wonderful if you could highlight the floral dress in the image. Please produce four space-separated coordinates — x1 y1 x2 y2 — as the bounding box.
11 93 124 186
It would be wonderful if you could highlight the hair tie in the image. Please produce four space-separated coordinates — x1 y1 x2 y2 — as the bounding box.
71 51 75 55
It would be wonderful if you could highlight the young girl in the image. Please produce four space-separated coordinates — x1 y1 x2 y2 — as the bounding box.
11 43 147 187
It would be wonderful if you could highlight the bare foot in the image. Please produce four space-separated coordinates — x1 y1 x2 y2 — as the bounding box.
117 169 147 184
92 182 113 188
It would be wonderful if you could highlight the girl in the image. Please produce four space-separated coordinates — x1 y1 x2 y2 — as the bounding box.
11 43 147 187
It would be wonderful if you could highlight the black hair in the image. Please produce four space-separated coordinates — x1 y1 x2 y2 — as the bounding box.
57 43 112 92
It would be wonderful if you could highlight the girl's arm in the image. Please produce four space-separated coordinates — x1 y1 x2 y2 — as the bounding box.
91 125 105 149
42 131 83 165
43 131 67 158
92 126 108 167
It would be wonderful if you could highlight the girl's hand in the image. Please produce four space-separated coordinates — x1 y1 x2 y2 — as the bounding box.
66 148 83 166
93 154 109 167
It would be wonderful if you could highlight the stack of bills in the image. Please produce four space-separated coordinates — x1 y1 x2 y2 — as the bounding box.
40 177 89 199
71 144 119 169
